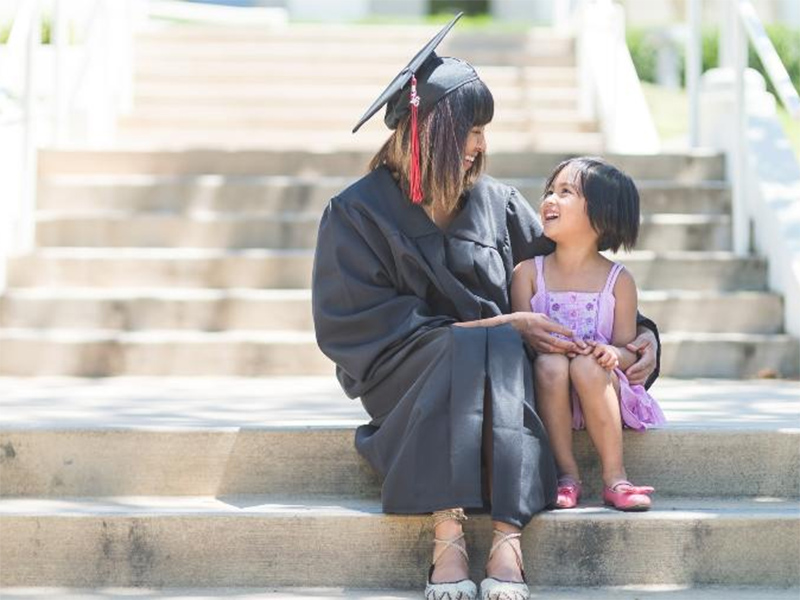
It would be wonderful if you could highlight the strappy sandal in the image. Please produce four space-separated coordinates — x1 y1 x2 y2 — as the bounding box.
425 509 478 600
479 529 530 600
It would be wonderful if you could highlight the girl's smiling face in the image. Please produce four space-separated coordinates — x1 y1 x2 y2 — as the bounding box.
463 125 486 171
540 164 599 246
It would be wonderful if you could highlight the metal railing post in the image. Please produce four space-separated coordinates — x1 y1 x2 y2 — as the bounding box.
732 2 749 256
686 0 701 149
20 0 40 254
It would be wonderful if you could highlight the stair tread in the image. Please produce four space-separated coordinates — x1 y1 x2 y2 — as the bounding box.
1 495 796 518
1 587 798 600
0 376 797 431
1 288 780 300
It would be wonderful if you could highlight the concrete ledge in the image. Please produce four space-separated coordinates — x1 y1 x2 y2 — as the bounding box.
0 377 797 497
6 250 770 291
1 587 799 599
0 496 797 587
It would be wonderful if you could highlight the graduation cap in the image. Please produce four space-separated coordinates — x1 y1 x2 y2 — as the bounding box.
352 12 480 204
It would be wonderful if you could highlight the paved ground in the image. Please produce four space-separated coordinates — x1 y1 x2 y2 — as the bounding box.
2 586 798 599
0 376 797 430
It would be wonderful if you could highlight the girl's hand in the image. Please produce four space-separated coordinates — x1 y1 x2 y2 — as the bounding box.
567 340 595 359
591 343 620 371
625 330 658 385
508 312 588 355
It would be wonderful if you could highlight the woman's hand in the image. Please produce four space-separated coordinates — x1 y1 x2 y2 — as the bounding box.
507 312 588 355
625 329 658 385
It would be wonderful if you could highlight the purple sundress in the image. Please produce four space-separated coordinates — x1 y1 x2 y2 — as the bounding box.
530 255 666 431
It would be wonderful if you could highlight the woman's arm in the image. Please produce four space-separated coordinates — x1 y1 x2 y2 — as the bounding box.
456 258 586 355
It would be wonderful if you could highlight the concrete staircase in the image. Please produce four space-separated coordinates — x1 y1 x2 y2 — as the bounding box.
116 24 602 152
0 20 798 598
1 148 797 378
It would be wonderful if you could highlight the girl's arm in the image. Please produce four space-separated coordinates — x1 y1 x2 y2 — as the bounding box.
609 268 640 371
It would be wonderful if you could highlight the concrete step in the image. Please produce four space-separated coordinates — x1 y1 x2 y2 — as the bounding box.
37 150 725 180
659 333 800 378
0 496 797 587
131 83 581 111
1 376 797 498
132 64 579 88
112 129 605 154
0 328 795 377
38 176 730 216
32 211 730 252
118 107 596 134
132 54 575 82
1 289 782 334
135 25 571 46
2 587 798 599
134 31 574 57
6 249 769 291
0 329 328 376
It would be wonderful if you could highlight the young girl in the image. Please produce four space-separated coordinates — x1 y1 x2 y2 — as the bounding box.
511 157 667 512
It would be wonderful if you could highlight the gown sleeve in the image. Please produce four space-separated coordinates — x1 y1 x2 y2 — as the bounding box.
504 186 661 390
312 198 454 390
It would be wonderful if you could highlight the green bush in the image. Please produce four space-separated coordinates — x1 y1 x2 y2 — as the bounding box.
0 18 54 44
627 25 800 99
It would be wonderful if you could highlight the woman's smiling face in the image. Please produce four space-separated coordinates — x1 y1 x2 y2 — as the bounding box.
540 164 598 245
463 125 486 171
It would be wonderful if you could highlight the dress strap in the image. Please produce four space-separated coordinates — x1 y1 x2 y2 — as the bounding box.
534 255 546 294
602 262 625 296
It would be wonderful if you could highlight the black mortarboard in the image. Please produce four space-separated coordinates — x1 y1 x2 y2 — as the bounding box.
351 12 478 134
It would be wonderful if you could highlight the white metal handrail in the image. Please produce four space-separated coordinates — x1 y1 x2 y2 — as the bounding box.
686 0 800 256
738 0 800 119
0 0 136 291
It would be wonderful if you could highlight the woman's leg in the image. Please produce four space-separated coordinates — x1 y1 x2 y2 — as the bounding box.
430 508 470 583
533 353 580 480
485 520 524 582
568 355 625 486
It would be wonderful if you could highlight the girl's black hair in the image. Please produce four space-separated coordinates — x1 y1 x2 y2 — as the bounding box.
542 156 640 252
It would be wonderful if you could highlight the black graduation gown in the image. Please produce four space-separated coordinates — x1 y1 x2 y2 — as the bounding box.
311 166 659 528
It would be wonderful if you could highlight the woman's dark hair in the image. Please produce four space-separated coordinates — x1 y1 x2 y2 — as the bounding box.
542 156 640 252
369 78 494 212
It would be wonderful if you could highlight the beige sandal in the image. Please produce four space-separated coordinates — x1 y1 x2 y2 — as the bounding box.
479 529 530 600
424 509 478 600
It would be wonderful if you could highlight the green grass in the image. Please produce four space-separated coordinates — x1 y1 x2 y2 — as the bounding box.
777 107 800 158
641 82 800 160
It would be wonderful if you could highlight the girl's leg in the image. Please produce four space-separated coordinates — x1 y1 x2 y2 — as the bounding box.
534 354 580 480
568 355 626 486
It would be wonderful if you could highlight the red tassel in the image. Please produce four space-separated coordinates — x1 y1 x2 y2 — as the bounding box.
409 74 423 204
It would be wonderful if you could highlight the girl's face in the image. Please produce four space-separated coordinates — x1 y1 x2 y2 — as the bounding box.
463 125 486 171
540 164 598 245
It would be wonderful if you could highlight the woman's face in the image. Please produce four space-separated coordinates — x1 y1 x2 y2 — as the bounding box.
463 125 486 172
540 164 597 245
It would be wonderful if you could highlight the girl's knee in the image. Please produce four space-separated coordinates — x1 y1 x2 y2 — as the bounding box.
569 355 611 388
534 353 570 384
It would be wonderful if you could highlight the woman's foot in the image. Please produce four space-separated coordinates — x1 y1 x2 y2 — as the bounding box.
481 528 529 600
429 532 470 584
555 475 582 509
426 509 477 600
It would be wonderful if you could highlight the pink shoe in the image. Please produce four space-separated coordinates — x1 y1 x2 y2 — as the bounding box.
602 481 654 512
555 476 582 509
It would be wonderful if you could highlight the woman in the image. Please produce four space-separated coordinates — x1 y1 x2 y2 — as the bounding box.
312 14 660 600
